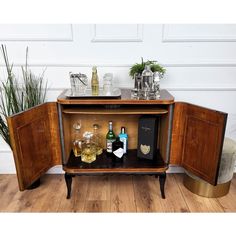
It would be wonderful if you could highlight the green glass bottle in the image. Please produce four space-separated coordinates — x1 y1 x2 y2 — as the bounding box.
106 121 116 154
91 66 99 96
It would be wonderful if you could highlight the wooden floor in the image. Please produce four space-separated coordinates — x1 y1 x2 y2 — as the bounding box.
0 174 235 212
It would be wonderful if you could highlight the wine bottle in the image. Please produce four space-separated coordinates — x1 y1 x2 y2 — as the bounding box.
112 137 124 162
106 121 116 154
118 127 128 154
91 66 99 96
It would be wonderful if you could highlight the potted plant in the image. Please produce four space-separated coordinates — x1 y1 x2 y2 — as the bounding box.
129 58 166 89
0 45 47 148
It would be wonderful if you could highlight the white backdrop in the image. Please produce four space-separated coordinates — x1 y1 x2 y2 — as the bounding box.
0 24 236 173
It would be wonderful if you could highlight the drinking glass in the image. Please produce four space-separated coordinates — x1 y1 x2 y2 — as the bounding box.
103 73 113 95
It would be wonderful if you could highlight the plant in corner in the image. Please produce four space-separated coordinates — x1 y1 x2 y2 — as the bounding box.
0 45 47 148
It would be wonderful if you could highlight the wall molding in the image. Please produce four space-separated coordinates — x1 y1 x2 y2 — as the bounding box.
0 24 73 41
2 60 236 67
91 24 143 42
162 24 236 42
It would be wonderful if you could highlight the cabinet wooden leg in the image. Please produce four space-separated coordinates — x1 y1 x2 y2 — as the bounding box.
65 173 72 199
159 172 166 199
27 178 41 190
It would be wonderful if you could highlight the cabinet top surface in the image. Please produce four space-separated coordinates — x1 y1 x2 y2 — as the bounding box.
57 89 174 105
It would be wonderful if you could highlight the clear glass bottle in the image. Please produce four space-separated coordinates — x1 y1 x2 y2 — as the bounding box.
72 120 83 157
81 132 96 163
91 66 99 96
106 121 116 154
92 124 103 156
141 65 153 91
118 127 128 154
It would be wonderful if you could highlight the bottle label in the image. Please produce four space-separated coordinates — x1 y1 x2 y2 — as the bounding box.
107 139 115 153
113 148 124 158
120 138 127 154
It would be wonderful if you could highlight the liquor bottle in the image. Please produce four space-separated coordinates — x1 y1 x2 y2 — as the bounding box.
112 138 124 162
91 66 99 96
106 121 116 154
81 131 96 163
92 124 103 156
118 127 128 154
72 120 83 157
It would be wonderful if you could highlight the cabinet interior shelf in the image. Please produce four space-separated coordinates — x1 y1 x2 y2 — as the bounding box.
63 149 167 174
62 107 168 115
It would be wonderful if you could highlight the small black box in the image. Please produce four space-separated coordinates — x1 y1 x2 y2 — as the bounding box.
137 116 158 160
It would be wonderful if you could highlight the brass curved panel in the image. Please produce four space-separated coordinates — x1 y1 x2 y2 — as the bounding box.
183 174 231 198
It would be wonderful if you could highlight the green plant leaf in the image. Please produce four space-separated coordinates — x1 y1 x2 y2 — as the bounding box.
0 44 48 148
129 57 166 78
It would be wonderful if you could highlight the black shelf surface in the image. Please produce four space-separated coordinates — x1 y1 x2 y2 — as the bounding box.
63 149 168 174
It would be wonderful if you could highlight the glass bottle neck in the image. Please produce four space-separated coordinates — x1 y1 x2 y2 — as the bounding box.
109 124 113 131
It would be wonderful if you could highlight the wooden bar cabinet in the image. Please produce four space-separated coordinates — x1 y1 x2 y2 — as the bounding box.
7 89 227 199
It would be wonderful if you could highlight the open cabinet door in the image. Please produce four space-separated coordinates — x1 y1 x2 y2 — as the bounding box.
7 102 62 191
170 102 227 185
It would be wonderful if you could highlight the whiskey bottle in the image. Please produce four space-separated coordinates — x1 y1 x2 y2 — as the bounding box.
91 66 99 96
106 121 116 154
112 138 124 162
118 127 128 154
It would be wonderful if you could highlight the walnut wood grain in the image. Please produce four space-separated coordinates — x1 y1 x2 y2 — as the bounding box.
170 102 227 185
1 174 236 212
7 102 62 191
62 107 168 115
170 102 186 165
57 88 174 105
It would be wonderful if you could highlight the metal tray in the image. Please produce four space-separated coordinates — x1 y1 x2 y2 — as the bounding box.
65 88 121 98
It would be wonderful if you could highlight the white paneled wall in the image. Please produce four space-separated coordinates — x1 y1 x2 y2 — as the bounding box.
0 24 236 173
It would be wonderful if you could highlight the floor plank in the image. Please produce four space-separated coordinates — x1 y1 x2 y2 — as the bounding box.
133 176 163 212
57 176 89 212
86 176 110 201
175 174 224 212
159 174 190 212
216 176 236 212
110 176 136 212
0 174 235 212
0 175 25 212
30 175 62 212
